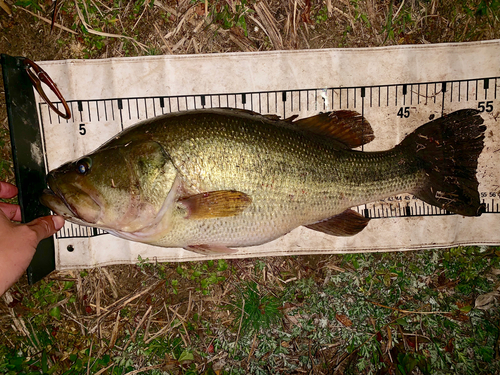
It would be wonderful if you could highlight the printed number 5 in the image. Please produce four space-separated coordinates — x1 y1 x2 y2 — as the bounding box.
79 124 86 135
478 101 493 113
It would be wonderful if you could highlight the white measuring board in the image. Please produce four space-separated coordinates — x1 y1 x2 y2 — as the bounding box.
34 40 500 270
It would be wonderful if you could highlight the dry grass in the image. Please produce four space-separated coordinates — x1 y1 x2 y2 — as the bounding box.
1 1 500 374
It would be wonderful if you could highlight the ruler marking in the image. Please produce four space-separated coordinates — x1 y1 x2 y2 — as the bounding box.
361 89 365 151
117 99 123 129
95 101 100 121
441 82 446 115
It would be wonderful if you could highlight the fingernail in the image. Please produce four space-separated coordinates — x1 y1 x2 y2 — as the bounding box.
52 215 65 230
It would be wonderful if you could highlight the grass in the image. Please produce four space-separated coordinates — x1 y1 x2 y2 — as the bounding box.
1 0 500 374
3 249 499 374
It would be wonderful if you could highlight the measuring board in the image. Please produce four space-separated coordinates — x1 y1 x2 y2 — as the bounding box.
43 77 500 241
4 41 500 276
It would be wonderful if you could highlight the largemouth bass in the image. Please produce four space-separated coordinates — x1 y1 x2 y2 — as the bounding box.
41 108 486 254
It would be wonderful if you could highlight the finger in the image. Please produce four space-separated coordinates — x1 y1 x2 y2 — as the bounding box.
26 215 65 243
0 182 18 199
0 202 22 221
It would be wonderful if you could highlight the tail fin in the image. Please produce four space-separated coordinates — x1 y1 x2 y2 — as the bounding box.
400 109 486 216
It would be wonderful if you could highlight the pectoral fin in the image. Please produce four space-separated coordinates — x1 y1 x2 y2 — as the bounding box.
185 244 238 255
180 190 252 219
304 209 370 236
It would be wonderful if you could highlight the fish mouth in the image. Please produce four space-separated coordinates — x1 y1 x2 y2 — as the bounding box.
40 188 78 219
40 176 102 224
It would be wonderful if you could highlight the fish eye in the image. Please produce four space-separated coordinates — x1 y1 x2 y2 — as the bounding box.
76 157 92 175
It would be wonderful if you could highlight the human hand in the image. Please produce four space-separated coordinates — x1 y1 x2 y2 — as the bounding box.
0 182 65 296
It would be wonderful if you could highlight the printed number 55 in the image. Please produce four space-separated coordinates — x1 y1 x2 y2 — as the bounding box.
478 101 493 113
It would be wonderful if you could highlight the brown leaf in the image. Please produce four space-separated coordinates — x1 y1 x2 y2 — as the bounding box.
443 312 470 322
336 313 353 327
445 338 454 353
194 4 205 16
475 291 500 310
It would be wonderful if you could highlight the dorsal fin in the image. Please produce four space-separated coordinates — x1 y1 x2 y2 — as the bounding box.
293 110 374 149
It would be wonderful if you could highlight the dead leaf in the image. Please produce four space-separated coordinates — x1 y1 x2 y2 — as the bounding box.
445 338 454 353
475 291 500 310
336 313 353 327
491 268 500 275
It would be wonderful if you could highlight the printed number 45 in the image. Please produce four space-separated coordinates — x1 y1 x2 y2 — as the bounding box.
397 107 410 118
478 101 493 113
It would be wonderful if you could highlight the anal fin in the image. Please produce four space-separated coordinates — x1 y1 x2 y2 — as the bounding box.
180 190 252 219
185 244 237 255
304 209 370 236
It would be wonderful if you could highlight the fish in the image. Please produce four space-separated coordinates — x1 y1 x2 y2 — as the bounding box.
40 108 486 255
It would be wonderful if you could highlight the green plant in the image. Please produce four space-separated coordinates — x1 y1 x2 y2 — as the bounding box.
351 0 371 27
381 1 415 43
233 281 282 334
211 0 254 36
13 0 42 11
315 5 329 24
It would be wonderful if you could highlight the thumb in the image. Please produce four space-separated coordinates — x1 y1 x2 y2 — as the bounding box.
26 215 65 243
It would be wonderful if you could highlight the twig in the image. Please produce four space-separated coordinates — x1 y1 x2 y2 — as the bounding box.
253 1 283 49
153 23 173 54
94 363 114 375
123 305 152 351
108 311 121 349
89 0 104 17
124 365 164 375
144 306 181 344
333 7 355 30
16 6 77 34
235 298 245 344
392 0 405 21
132 1 148 31
86 339 93 375
101 267 119 299
143 310 154 342
168 305 191 345
368 300 451 315
0 0 11 16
